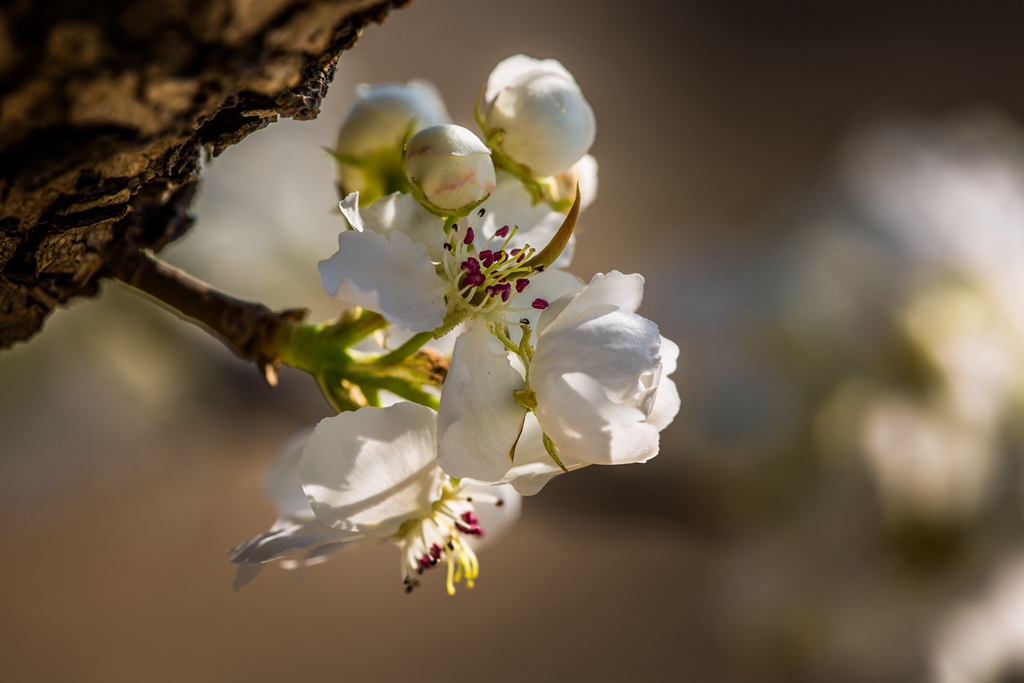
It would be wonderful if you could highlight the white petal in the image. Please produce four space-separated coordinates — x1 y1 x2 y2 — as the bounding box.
508 268 583 334
538 271 645 335
360 192 447 261
575 154 599 209
229 518 359 566
437 321 527 482
300 403 446 537
659 336 680 376
536 371 661 465
318 229 448 333
339 192 364 231
263 427 316 519
646 376 680 432
490 413 588 495
534 310 663 400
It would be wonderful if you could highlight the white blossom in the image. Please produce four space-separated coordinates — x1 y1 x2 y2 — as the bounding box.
436 271 680 489
318 188 578 334
405 124 497 212
230 403 520 594
480 55 596 177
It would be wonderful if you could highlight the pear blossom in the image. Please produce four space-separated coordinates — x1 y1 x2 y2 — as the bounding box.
318 185 581 334
480 55 596 177
230 403 520 594
405 124 497 213
436 271 680 490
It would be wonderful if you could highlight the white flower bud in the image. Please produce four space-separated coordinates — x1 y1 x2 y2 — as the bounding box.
481 55 596 178
336 80 449 158
405 124 497 212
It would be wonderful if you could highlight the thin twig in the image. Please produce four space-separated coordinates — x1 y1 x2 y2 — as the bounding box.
111 249 307 384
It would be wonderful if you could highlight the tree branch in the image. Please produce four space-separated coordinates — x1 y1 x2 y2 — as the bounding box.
112 249 307 384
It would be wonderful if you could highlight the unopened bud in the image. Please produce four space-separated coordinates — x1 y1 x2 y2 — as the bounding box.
481 55 596 178
336 80 449 158
405 124 497 213
335 80 450 203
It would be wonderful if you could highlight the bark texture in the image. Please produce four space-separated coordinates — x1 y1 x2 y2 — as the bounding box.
0 0 410 348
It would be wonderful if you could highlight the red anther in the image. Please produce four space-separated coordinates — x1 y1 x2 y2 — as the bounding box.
496 225 509 237
510 248 521 256
500 284 511 302
431 543 443 559
479 249 494 267
464 227 475 245
461 257 481 273
443 243 453 251
532 298 549 310
515 278 530 293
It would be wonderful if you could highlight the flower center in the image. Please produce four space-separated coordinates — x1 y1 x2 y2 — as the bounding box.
440 209 537 318
397 481 503 595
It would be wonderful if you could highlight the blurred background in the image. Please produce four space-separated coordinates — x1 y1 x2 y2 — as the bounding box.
3 0 1024 681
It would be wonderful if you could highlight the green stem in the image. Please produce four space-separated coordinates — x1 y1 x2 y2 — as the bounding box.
370 331 433 367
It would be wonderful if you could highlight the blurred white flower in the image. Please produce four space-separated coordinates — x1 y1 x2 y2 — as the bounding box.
231 403 520 594
860 394 996 524
405 124 497 213
931 555 1024 683
480 54 596 178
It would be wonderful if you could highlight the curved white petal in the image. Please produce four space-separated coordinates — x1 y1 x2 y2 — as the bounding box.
318 228 448 333
537 271 645 336
364 193 447 261
300 403 446 538
536 371 661 465
646 376 680 432
508 268 583 336
229 519 360 567
437 321 528 482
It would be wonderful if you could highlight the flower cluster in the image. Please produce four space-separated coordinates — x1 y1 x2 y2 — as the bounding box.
232 55 679 594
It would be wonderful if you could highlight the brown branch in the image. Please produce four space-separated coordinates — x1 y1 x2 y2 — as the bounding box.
112 249 307 384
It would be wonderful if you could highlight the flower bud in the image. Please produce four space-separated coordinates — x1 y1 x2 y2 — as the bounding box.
336 80 450 158
335 80 450 203
405 124 497 213
481 55 596 178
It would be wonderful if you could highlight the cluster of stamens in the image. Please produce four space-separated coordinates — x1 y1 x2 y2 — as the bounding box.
440 209 548 317
398 481 503 595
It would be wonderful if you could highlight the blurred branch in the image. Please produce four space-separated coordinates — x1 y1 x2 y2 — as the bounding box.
112 249 307 384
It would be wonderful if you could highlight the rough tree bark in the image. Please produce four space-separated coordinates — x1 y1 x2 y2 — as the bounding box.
0 0 411 349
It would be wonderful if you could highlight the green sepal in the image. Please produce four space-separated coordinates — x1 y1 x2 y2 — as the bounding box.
513 388 537 410
542 432 569 473
433 303 470 339
408 180 491 220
